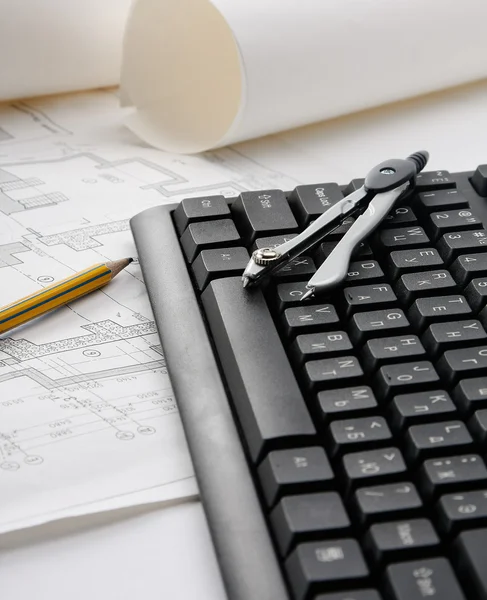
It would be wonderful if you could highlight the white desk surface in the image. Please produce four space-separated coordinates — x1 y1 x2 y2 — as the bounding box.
2 78 487 600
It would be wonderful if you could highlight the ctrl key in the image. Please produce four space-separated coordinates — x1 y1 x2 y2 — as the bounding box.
285 539 369 600
384 557 466 600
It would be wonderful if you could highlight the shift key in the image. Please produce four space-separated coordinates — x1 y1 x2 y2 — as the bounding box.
232 189 298 243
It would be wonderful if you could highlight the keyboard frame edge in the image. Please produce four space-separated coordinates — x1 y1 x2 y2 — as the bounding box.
130 204 290 600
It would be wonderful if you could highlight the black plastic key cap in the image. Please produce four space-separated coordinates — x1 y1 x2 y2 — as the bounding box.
438 490 487 535
327 216 355 240
437 345 487 384
382 206 417 228
232 189 298 243
429 209 482 239
395 269 457 304
408 295 472 330
464 277 487 312
419 454 487 499
191 247 249 290
291 331 353 364
315 241 372 266
387 248 444 279
454 529 487 600
180 219 241 262
329 417 391 456
275 281 310 311
453 377 487 414
416 189 467 211
290 183 344 225
316 591 382 600
384 557 466 600
354 482 422 525
346 260 385 284
201 278 316 462
270 492 351 556
422 320 487 356
437 229 487 263
416 169 456 190
342 447 406 488
405 421 473 463
362 335 425 371
389 390 456 431
379 226 429 249
450 253 487 285
283 304 339 337
252 232 297 250
304 356 363 390
258 447 334 507
317 386 377 423
286 539 369 600
470 164 487 196
274 255 315 281
343 284 397 314
365 518 440 565
349 308 410 344
375 361 440 400
468 409 487 443
173 194 229 234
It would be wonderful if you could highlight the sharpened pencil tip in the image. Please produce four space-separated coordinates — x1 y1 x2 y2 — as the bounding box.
301 288 315 301
242 276 250 289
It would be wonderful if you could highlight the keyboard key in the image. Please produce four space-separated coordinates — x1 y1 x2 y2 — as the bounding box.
252 232 297 250
405 421 473 463
464 277 487 312
419 454 487 499
191 246 249 290
437 345 487 384
375 361 440 400
275 281 310 311
408 295 472 330
389 391 457 431
353 482 422 525
232 189 298 243
416 189 468 211
468 409 487 444
450 253 487 285
283 304 340 337
381 206 418 228
342 447 406 488
270 492 350 556
453 377 487 414
362 335 425 371
285 539 369 600
173 194 229 234
422 320 487 356
428 209 482 239
180 219 240 262
328 417 392 457
274 255 316 281
346 260 385 284
395 270 457 305
437 229 487 263
291 331 353 365
315 241 372 266
315 591 382 600
387 248 444 279
365 518 439 565
290 183 344 225
379 226 429 249
316 386 378 423
349 308 410 344
201 278 316 462
343 283 397 315
328 216 355 240
258 447 334 507
304 356 363 390
415 169 456 191
384 557 465 600
454 529 487 599
438 490 487 535
470 164 487 196
344 178 365 195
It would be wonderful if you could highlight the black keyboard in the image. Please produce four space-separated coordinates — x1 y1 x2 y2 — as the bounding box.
131 164 487 600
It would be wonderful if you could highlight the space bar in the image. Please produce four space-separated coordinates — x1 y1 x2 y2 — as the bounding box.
201 277 316 463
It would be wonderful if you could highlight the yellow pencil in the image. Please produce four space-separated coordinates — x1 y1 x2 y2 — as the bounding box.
0 258 133 335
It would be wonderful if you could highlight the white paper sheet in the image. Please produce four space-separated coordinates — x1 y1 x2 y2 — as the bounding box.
0 90 301 534
0 0 132 101
122 0 487 152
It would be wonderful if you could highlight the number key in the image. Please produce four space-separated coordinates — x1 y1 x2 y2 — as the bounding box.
450 254 487 285
464 277 487 312
437 229 487 263
416 188 468 211
429 209 482 239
